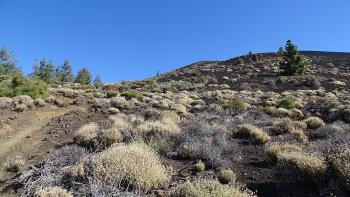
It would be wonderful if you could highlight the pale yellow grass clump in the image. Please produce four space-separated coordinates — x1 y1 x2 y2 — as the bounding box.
303 117 325 130
34 186 73 197
98 127 123 147
266 143 302 163
171 179 255 197
90 143 169 192
137 111 181 135
73 122 99 147
278 151 326 179
237 124 271 144
109 114 129 131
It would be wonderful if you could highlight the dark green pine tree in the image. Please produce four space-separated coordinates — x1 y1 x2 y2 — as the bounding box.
279 40 307 75
55 66 63 82
75 67 91 85
94 75 103 88
37 59 55 83
0 47 20 75
61 60 73 82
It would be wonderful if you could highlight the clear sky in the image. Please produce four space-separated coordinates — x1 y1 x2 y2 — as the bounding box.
0 0 349 82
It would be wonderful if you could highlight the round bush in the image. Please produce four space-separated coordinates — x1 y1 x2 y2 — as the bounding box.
303 117 325 130
90 143 169 192
217 169 236 184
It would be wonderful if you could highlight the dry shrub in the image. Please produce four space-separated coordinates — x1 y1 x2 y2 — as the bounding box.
109 114 129 131
14 103 26 112
266 143 302 163
217 169 236 184
107 107 119 114
194 160 205 172
34 98 46 107
236 124 271 144
13 95 34 108
339 106 350 123
136 111 180 136
90 143 169 192
277 151 326 183
304 117 325 130
266 144 327 182
55 88 79 99
97 127 123 148
330 149 350 191
62 163 85 182
34 186 73 197
110 96 131 110
176 117 234 168
73 122 99 148
309 122 346 139
270 118 307 135
3 156 25 172
171 179 254 197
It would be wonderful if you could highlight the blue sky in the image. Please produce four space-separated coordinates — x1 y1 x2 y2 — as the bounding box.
0 0 349 82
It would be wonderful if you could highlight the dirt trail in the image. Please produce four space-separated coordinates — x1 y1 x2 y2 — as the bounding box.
0 106 87 187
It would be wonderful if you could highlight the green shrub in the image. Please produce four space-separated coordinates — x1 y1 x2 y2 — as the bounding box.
277 97 299 109
217 169 236 184
120 90 143 101
0 75 48 99
221 98 246 111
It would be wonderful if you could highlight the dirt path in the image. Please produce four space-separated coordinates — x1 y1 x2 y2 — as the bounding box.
0 106 87 195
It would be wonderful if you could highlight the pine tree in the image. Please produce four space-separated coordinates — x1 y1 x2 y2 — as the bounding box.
36 59 55 83
61 60 73 82
0 47 20 75
94 75 103 88
55 66 63 82
279 40 307 75
75 67 91 85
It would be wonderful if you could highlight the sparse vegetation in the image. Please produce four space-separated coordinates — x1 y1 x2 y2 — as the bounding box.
2 46 350 197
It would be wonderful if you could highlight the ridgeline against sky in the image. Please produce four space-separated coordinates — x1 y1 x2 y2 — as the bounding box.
0 0 349 82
